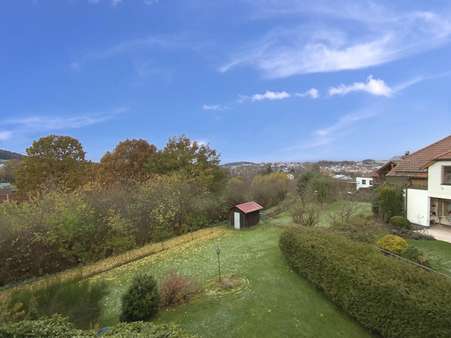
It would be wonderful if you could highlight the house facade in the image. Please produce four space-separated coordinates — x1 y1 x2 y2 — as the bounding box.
356 177 373 190
383 135 451 227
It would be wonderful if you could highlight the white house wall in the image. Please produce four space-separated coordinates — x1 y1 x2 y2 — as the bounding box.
406 188 430 227
428 160 451 199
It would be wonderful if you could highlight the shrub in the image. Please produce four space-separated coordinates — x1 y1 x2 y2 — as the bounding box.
280 228 451 338
160 271 200 307
5 278 108 329
291 203 319 227
120 274 160 322
100 321 195 337
0 315 195 338
373 184 404 222
331 217 388 243
377 234 408 254
390 216 410 229
0 315 88 338
401 246 429 266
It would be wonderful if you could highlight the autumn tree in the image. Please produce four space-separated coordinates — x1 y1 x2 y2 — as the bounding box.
149 136 225 191
16 135 88 194
97 139 157 185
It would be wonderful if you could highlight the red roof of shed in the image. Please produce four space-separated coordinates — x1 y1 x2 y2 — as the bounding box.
234 201 264 214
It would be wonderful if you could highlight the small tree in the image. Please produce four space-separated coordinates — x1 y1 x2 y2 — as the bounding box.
373 184 404 222
120 274 160 322
291 202 319 227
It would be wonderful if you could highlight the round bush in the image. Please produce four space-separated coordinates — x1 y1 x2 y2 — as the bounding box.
389 216 410 229
120 274 160 322
377 234 408 254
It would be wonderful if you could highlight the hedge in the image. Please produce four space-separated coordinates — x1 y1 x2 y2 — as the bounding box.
279 227 451 338
0 315 194 338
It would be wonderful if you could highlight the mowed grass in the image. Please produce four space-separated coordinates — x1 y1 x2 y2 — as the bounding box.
409 239 451 276
92 210 371 338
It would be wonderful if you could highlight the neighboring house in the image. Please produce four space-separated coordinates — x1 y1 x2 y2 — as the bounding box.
371 160 398 185
230 201 263 230
383 135 451 226
356 177 373 190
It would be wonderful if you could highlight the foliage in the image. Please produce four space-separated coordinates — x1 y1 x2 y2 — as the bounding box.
0 315 195 338
149 135 226 192
4 278 108 329
280 227 451 338
296 172 338 205
250 172 289 207
328 200 359 227
291 202 319 227
16 135 88 194
0 159 21 183
377 234 409 254
0 174 225 286
120 274 160 322
100 321 195 337
389 215 410 229
400 246 429 266
97 139 157 185
331 215 388 243
160 270 200 307
224 176 249 207
373 184 404 222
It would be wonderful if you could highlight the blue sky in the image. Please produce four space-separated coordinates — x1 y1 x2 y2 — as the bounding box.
1 0 451 163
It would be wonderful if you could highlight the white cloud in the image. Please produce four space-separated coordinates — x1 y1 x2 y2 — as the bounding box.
220 3 451 78
0 131 12 141
295 88 319 99
202 104 227 111
250 90 290 102
329 75 392 97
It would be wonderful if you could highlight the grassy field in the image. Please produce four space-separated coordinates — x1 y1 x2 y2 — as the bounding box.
91 211 371 338
409 239 451 276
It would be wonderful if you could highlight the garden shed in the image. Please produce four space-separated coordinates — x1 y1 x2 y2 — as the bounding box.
230 201 264 229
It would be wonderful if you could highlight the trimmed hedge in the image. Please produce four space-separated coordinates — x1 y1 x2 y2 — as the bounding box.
279 227 451 338
0 315 194 338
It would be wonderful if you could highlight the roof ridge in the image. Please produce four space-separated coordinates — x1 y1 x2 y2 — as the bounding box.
405 135 451 158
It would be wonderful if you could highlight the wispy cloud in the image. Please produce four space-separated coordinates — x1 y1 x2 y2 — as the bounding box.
111 0 123 7
202 104 228 111
329 75 392 97
295 88 319 99
1 107 128 139
0 131 12 141
220 2 451 78
305 110 378 149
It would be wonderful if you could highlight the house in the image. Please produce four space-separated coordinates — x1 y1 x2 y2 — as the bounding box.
384 135 451 226
371 160 398 185
230 201 263 230
356 177 373 190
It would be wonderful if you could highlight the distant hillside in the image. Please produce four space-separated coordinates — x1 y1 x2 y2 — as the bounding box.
221 161 258 167
0 149 24 160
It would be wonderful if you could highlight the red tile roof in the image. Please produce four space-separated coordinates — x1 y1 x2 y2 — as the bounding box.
387 135 451 178
234 201 264 214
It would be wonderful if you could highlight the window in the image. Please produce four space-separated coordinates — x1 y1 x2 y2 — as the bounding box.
362 179 366 185
442 166 451 185
369 180 373 185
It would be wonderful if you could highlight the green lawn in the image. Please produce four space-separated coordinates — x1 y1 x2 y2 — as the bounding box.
409 239 451 276
92 214 371 338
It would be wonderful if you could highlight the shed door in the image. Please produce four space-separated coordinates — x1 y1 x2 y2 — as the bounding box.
234 212 241 229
